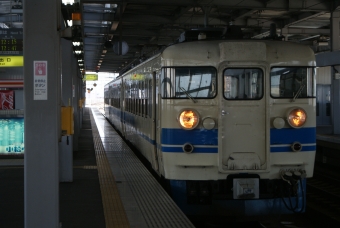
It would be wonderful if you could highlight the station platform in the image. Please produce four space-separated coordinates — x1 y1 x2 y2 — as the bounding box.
0 107 194 228
316 126 340 145
317 133 340 145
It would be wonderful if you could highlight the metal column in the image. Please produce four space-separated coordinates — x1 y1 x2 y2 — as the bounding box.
331 11 340 134
73 56 83 152
60 39 74 182
23 0 61 227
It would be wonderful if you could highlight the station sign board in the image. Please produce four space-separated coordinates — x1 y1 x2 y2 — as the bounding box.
0 56 23 67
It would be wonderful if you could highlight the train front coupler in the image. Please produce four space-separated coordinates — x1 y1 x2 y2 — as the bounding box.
279 169 307 213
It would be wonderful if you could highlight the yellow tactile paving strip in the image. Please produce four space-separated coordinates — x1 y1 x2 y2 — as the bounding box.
89 111 130 228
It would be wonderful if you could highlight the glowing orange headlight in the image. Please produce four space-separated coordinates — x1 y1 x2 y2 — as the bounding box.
287 108 307 128
179 110 199 129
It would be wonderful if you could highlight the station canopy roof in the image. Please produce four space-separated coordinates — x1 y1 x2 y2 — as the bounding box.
0 0 338 75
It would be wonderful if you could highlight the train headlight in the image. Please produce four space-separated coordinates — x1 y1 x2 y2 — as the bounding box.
178 109 199 130
287 108 307 128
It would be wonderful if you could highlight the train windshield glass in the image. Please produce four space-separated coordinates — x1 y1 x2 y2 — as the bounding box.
161 67 217 98
223 68 263 100
270 67 315 98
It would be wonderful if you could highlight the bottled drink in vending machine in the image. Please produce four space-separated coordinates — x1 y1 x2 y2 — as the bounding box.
3 121 10 153
9 120 16 152
14 122 22 152
0 120 3 153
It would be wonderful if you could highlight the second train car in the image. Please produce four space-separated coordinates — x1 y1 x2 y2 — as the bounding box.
104 37 316 216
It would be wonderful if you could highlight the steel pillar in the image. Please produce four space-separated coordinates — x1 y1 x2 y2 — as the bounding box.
23 0 61 227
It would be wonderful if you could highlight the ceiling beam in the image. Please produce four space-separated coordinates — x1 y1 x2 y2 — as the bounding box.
281 28 329 35
82 0 331 11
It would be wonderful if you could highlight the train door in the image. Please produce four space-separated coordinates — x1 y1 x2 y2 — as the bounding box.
119 78 124 135
122 79 127 137
155 71 164 174
219 67 267 171
151 72 159 173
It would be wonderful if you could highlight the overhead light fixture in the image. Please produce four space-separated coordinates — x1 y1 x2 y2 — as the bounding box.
67 20 72 27
105 4 117 8
72 41 81 46
102 50 107 54
62 0 75 5
74 50 82 54
99 60 102 63
101 21 111 25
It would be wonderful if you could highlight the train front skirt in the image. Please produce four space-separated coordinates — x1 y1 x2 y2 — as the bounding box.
169 179 306 216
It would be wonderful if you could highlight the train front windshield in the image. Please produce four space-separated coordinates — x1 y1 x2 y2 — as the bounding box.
270 67 316 98
161 67 217 98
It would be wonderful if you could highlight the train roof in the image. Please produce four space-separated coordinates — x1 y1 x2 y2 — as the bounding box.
161 39 316 67
112 38 315 80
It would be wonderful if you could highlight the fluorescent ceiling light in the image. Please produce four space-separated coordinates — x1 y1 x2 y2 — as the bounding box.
62 0 75 5
67 20 72 27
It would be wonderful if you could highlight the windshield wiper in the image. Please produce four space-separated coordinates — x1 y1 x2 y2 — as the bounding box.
291 84 305 102
180 87 197 103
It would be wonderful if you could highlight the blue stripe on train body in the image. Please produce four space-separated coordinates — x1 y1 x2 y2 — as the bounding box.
270 127 316 152
161 128 218 145
161 128 218 153
160 127 316 153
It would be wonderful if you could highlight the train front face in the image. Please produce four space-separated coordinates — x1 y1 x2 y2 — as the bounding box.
160 40 316 216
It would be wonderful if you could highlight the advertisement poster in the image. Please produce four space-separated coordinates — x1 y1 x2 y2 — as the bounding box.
0 90 14 109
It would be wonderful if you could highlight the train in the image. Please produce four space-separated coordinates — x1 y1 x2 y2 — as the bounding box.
104 32 316 217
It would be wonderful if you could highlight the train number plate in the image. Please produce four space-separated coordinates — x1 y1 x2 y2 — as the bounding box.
233 178 259 199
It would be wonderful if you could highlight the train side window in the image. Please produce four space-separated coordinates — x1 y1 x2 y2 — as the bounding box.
223 68 263 100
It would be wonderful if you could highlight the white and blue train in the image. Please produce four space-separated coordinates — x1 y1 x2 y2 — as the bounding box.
104 36 316 216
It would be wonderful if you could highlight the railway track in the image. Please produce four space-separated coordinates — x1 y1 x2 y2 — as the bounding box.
305 163 340 226
198 163 340 228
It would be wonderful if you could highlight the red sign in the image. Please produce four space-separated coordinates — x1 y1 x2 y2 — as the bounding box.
34 61 47 76
0 90 14 109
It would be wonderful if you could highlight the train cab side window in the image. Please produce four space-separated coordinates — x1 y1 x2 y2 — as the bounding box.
161 67 217 99
223 68 263 100
270 67 315 98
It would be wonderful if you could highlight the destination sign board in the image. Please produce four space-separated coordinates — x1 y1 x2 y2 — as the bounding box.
0 28 23 56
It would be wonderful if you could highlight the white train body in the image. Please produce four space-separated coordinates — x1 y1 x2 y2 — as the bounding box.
104 40 316 215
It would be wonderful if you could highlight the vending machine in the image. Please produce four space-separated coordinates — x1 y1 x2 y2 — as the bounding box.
0 89 24 155
0 117 24 154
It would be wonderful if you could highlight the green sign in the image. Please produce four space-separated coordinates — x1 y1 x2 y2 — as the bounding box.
84 74 98 81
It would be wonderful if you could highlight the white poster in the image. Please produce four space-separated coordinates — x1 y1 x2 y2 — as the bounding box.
33 61 48 100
